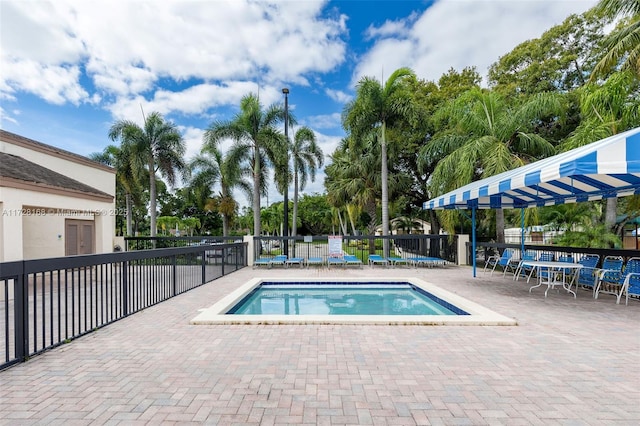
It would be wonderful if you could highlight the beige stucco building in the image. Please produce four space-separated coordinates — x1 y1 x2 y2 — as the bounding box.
0 130 116 261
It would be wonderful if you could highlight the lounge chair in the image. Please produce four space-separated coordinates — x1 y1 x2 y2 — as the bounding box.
483 249 514 276
388 256 410 268
269 255 287 268
409 256 446 268
327 256 346 268
253 257 272 269
344 255 364 268
617 257 640 305
306 257 324 268
368 254 389 267
285 257 305 268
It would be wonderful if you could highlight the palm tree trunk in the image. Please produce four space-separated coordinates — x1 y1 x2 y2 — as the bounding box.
149 157 157 238
605 198 617 230
253 152 261 237
222 214 230 237
125 192 133 237
495 208 505 243
381 122 390 257
292 170 299 237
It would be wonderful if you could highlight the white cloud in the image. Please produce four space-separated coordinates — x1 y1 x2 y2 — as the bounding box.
352 0 599 85
0 107 19 126
325 89 352 104
1 0 348 117
306 113 343 130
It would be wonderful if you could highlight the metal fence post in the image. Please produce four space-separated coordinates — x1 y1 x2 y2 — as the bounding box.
14 264 27 363
172 255 177 296
122 260 129 316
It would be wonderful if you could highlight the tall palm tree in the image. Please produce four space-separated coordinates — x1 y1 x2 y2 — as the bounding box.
204 93 285 237
109 112 186 238
290 126 324 237
591 0 640 79
191 144 251 237
343 67 416 256
89 144 142 236
419 88 561 242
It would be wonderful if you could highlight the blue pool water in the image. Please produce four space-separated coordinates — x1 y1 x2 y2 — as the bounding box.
227 282 469 316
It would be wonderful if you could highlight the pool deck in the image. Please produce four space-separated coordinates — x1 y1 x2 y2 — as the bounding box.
1 265 639 425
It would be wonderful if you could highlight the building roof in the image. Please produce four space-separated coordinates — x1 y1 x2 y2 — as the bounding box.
0 151 113 201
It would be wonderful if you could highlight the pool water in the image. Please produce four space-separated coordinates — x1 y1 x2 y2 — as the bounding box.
227 283 469 316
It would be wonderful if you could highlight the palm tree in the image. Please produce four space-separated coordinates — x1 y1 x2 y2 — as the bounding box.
204 93 285 237
591 0 640 79
290 126 324 237
419 88 561 242
89 144 142 236
109 112 186 238
343 67 416 256
191 144 251 237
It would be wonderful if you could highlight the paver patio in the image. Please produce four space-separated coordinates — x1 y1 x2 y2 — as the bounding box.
1 265 638 425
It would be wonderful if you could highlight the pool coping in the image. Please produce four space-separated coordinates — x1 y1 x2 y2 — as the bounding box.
190 277 518 326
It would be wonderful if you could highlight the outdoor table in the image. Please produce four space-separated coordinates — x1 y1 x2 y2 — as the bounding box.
522 260 584 298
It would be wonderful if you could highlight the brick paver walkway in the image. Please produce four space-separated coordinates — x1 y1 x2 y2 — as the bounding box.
1 265 638 425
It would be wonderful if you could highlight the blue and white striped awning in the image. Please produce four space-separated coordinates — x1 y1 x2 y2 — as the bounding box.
423 127 640 210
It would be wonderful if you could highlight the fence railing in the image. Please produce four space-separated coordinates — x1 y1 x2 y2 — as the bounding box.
0 241 247 371
254 234 458 264
124 236 243 251
469 241 640 269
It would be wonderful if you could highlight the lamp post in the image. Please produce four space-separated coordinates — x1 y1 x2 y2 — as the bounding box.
282 88 289 257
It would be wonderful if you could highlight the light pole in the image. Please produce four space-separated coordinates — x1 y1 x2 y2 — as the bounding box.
282 88 289 257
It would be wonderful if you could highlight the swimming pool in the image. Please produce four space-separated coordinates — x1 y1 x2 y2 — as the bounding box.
228 283 467 316
190 278 517 325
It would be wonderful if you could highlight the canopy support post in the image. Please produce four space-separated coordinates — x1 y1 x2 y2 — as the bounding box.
520 208 525 257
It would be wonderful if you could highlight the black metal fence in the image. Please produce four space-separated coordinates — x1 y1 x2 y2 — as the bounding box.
125 236 243 251
254 234 458 264
0 241 246 371
469 241 640 268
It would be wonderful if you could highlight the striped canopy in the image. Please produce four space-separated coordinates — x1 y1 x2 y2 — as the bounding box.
423 127 640 210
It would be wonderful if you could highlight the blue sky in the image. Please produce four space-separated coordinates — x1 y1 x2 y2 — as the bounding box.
1 0 598 208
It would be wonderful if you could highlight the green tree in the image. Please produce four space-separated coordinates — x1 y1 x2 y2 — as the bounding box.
191 143 251 237
204 93 285 237
562 70 640 228
109 112 186 238
289 126 324 236
342 67 416 256
591 0 640 79
89 144 143 236
419 88 561 242
297 193 333 235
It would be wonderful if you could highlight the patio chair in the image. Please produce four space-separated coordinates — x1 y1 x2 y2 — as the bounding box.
483 248 514 277
617 257 640 305
525 252 555 283
574 254 600 294
368 254 389 267
512 250 537 281
344 255 364 268
594 256 630 300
